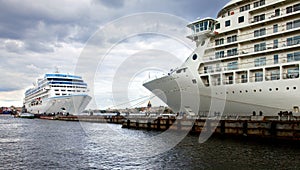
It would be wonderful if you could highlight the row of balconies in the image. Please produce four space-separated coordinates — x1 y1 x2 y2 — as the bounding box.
204 65 299 86
204 37 300 62
201 53 300 75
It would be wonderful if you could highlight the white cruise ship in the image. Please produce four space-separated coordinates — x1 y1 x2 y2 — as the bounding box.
144 0 300 116
24 73 91 115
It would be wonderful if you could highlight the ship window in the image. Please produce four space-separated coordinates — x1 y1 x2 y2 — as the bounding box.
270 70 280 80
225 20 230 27
203 21 208 31
286 68 299 79
238 16 244 23
192 54 198 60
215 51 224 59
254 28 266 37
215 23 220 29
227 61 238 70
255 72 263 82
287 36 300 46
55 89 59 91
294 87 297 90
287 6 293 14
61 89 66 91
287 4 300 14
194 23 199 32
287 87 290 90
227 35 237 43
273 24 278 33
227 48 238 56
273 55 278 64
254 0 265 8
55 93 60 96
241 74 247 83
275 9 280 17
254 57 266 67
254 42 266 52
253 14 265 23
294 4 300 12
62 93 67 96
286 22 293 30
274 39 278 49
215 38 224 46
287 52 300 62
226 75 234 84
240 4 250 12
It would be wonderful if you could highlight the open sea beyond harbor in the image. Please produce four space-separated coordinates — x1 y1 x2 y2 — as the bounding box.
1 115 300 169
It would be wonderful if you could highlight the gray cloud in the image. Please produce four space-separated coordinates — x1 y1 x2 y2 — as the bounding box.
0 0 229 107
93 0 125 8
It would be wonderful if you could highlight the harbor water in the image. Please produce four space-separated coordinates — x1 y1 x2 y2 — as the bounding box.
0 115 300 169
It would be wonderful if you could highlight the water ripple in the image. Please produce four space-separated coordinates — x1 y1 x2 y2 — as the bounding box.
0 115 299 169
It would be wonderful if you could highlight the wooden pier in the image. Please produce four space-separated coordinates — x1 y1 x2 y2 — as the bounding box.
39 115 124 124
121 116 300 140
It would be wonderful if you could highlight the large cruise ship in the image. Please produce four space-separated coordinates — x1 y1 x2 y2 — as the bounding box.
24 73 91 114
144 0 300 116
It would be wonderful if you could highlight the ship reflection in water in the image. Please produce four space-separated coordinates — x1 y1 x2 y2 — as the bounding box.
0 115 299 169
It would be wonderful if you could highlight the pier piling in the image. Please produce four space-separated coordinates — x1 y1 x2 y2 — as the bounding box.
121 116 300 140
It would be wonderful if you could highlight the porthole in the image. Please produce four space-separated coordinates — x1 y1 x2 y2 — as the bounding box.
232 91 235 94
245 90 248 93
287 87 290 90
294 87 297 90
254 89 257 92
259 89 262 92
269 88 272 91
276 88 279 91
240 90 242 93
192 54 198 60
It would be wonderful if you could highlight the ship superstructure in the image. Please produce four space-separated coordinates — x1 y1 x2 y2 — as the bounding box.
24 73 91 114
144 0 300 116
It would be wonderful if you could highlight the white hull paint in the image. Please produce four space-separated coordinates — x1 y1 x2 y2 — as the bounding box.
144 75 300 116
25 95 91 114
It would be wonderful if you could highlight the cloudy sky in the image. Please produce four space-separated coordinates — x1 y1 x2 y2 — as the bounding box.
0 0 229 109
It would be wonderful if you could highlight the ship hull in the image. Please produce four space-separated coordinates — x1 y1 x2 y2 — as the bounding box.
143 73 300 116
25 95 91 115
